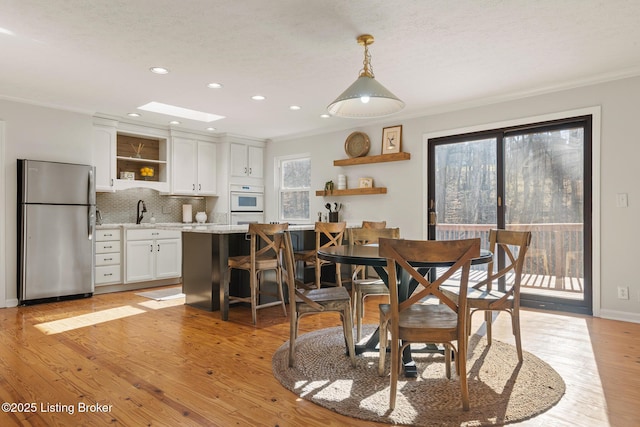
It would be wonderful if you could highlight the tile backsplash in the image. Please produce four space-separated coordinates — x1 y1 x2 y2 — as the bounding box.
96 188 219 224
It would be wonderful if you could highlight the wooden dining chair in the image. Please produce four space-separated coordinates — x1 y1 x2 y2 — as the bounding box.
294 222 346 288
281 230 356 368
351 221 387 283
378 237 480 411
226 223 288 324
441 229 531 362
348 226 400 341
361 220 387 229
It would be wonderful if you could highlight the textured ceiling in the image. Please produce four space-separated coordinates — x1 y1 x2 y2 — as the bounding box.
1 0 640 140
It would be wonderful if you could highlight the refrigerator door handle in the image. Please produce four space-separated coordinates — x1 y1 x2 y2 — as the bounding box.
88 167 96 205
88 167 96 241
88 206 95 241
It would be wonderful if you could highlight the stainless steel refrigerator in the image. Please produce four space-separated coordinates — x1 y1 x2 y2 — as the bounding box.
18 159 96 304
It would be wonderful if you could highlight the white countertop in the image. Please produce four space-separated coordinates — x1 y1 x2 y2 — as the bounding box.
177 223 316 234
96 222 316 234
97 222 218 229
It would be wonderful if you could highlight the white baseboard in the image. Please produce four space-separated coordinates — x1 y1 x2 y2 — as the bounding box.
599 309 640 324
5 298 19 308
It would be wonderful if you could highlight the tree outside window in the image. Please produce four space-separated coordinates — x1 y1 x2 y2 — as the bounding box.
278 155 310 221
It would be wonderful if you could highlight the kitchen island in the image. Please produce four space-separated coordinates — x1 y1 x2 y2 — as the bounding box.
179 224 315 320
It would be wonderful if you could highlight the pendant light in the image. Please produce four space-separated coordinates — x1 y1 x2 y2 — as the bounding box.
327 34 404 118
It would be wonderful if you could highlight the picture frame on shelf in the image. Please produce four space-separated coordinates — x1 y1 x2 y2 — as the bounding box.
382 125 402 154
358 177 373 188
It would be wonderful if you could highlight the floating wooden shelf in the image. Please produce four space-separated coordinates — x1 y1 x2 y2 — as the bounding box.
315 187 387 196
333 152 410 166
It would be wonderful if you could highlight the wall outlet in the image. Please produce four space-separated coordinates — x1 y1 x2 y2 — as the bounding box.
617 286 629 300
616 193 629 208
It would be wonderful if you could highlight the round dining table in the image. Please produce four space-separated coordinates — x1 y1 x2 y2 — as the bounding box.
318 244 493 377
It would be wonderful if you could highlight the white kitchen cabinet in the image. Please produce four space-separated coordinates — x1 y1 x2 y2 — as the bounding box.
92 121 117 192
154 237 182 278
95 228 122 285
171 138 217 195
125 239 155 282
197 141 218 194
230 142 263 180
125 229 182 283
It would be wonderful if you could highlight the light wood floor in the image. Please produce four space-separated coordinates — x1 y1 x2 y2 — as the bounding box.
0 287 639 426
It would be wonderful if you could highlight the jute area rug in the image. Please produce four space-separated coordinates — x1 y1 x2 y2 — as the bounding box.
272 326 565 426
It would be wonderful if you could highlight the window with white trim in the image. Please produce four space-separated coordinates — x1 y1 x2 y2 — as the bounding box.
277 154 311 222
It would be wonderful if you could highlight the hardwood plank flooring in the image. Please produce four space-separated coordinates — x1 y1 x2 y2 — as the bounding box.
0 287 638 426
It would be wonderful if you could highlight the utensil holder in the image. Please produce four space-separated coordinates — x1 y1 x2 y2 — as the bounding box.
329 212 339 223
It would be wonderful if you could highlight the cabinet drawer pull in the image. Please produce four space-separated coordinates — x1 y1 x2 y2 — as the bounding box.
150 244 153 252
104 233 112 237
104 245 112 249
104 273 112 277
104 257 112 261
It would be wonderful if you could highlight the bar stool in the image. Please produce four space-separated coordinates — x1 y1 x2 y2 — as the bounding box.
226 223 288 324
294 222 346 288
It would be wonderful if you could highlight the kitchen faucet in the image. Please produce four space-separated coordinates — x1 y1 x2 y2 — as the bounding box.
136 200 147 224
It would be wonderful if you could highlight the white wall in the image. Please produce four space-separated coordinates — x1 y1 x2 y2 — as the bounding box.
265 75 640 322
1 99 94 305
2 75 640 321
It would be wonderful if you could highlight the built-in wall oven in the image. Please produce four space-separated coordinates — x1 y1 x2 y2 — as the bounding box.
230 184 264 225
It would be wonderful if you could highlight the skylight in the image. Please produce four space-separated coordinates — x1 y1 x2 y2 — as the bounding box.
137 102 225 122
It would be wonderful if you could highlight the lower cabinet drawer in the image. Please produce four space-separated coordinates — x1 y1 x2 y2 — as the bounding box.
96 241 121 254
96 253 120 266
95 265 121 285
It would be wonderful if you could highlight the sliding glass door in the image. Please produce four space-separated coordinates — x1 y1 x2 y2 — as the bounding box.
428 117 592 314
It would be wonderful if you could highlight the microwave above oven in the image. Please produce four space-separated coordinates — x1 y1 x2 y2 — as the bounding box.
230 184 264 212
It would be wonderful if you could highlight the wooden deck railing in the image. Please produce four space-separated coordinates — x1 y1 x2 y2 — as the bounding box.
436 223 584 281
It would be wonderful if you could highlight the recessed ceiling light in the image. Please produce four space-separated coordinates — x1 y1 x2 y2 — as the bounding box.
137 102 225 122
0 27 15 36
149 67 169 74
127 112 141 117
251 95 266 101
320 114 330 118
289 105 301 110
207 83 223 89
169 120 181 125
206 127 216 131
